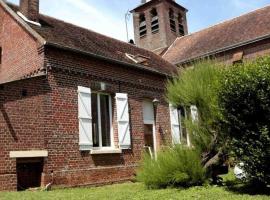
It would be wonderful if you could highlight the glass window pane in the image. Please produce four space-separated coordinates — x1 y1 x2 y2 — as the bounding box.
178 106 187 145
100 94 111 147
91 93 99 147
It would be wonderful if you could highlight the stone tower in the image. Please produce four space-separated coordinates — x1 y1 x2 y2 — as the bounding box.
131 0 188 55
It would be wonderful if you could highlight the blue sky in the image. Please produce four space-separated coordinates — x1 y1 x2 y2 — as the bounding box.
8 0 270 41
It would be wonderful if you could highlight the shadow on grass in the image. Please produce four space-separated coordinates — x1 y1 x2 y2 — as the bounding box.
223 178 270 196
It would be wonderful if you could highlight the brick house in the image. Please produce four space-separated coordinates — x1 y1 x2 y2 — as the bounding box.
1 0 270 191
0 0 179 191
161 3 270 65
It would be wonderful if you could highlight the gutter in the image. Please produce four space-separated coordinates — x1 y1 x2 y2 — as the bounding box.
45 42 173 78
174 33 270 66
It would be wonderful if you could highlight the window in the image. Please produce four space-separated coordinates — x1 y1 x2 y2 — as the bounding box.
178 13 185 36
232 51 244 65
170 105 195 146
78 86 131 151
139 14 147 37
177 106 188 145
150 8 159 33
169 8 176 32
92 93 112 148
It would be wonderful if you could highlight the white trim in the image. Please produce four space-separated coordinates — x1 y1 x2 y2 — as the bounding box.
109 96 114 148
10 150 48 158
17 11 41 27
90 148 122 155
78 86 91 94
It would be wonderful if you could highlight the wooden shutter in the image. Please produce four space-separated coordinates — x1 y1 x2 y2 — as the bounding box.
190 105 199 123
78 86 93 150
116 93 131 149
169 104 180 144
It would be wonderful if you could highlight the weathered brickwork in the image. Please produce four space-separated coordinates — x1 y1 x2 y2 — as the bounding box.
0 46 172 190
209 38 270 65
0 77 49 191
0 5 43 84
132 0 188 54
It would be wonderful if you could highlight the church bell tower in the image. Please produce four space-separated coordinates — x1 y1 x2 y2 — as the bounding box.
131 0 188 55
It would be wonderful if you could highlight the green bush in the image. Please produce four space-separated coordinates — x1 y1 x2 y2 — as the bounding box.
167 60 224 153
137 145 206 189
219 57 270 186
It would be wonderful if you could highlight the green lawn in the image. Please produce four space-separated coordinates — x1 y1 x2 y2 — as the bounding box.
0 182 269 200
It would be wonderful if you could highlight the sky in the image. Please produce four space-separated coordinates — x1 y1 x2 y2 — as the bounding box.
8 0 270 42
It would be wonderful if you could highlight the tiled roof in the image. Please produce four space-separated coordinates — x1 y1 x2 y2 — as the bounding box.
7 3 177 76
163 5 270 64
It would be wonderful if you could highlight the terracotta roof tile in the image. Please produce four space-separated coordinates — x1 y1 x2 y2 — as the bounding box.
8 3 177 76
163 5 270 64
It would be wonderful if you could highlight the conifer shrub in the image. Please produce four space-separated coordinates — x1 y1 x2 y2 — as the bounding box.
136 145 206 189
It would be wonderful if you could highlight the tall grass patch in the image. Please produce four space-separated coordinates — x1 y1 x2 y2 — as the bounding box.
137 145 206 189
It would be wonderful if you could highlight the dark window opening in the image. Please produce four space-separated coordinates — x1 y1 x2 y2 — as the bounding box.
139 14 147 37
177 106 188 145
178 13 185 36
22 89 28 97
150 8 159 33
169 9 176 32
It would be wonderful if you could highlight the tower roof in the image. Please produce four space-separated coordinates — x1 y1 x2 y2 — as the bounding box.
131 0 187 13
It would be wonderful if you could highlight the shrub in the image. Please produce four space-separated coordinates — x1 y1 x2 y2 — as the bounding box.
166 60 225 153
219 57 270 186
136 145 206 189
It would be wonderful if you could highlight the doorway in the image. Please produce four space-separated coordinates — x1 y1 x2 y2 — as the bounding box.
143 100 156 158
16 158 43 191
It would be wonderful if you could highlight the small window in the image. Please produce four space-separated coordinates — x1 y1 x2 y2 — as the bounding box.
139 14 147 37
232 51 244 65
169 9 176 32
177 106 188 145
92 93 112 148
150 8 159 33
178 13 185 36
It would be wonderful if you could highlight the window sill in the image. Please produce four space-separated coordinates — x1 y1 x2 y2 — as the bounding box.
90 148 122 155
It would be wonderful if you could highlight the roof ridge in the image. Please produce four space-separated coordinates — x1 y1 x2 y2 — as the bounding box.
175 4 270 42
7 1 162 58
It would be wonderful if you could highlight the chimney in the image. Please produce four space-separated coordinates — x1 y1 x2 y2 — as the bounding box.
19 0 39 22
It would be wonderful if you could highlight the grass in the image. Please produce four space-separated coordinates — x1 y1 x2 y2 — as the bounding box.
0 181 269 200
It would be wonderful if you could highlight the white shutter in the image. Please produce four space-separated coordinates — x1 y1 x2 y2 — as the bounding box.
116 93 131 149
190 105 199 123
78 86 93 150
170 104 181 144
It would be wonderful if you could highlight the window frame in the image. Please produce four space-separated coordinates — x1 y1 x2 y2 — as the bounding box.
169 8 176 33
150 8 159 33
139 14 147 38
91 92 114 150
177 106 191 146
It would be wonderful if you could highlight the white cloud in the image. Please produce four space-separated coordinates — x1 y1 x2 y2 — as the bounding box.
50 0 130 41
8 0 132 41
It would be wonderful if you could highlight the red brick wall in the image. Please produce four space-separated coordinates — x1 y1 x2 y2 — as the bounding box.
40 48 172 188
0 46 172 190
0 5 43 83
0 77 50 191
